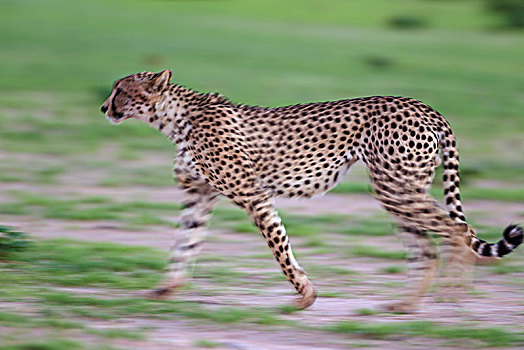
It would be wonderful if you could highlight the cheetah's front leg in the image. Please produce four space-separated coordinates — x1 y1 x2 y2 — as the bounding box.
242 194 317 309
151 177 218 297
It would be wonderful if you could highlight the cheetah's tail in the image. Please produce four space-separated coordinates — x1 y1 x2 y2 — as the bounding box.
438 126 523 258
471 224 523 258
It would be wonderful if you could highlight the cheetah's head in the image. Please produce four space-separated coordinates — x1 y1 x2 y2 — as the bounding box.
100 70 172 124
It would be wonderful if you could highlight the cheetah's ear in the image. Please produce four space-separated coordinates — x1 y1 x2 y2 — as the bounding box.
152 69 172 91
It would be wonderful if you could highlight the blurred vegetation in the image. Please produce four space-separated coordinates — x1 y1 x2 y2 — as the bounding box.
0 0 522 187
329 320 524 347
487 0 524 28
0 227 31 260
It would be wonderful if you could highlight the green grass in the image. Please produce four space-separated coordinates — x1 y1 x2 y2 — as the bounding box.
307 265 358 276
212 207 251 222
194 339 223 348
381 265 405 274
0 191 182 228
492 264 524 275
328 320 524 347
355 308 378 316
0 238 294 346
1 239 165 289
36 290 289 325
350 245 407 260
0 0 523 186
334 218 394 236
233 222 259 234
0 312 31 326
334 180 524 202
0 339 87 350
460 186 524 202
87 328 145 340
331 182 372 195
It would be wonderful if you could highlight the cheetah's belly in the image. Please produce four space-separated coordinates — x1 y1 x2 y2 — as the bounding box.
256 153 355 198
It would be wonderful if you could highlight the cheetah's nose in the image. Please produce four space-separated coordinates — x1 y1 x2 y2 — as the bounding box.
101 105 108 113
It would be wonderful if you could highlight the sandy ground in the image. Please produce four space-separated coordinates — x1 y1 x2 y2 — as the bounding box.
1 184 524 349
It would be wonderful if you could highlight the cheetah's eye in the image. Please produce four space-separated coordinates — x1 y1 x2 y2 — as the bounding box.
111 88 124 119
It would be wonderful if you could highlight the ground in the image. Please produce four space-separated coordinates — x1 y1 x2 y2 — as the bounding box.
1 171 523 349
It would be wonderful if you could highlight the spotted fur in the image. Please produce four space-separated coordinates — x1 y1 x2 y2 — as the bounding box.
101 70 522 311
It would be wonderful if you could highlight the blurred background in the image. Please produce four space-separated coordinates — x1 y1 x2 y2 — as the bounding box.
0 0 523 349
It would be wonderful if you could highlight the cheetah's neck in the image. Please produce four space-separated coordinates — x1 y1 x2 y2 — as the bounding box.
146 85 199 144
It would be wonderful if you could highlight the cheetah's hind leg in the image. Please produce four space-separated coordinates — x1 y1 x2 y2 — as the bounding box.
436 233 476 303
384 224 439 313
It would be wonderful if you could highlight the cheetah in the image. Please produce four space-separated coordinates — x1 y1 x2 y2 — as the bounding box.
101 70 522 312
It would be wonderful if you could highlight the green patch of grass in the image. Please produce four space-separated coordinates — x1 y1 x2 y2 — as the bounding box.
0 312 31 326
319 291 347 298
0 226 31 260
278 304 303 314
212 207 250 221
46 207 123 221
202 266 250 285
38 317 85 330
310 246 339 255
189 306 288 325
475 227 507 242
283 212 348 226
350 246 406 260
429 185 524 203
98 165 174 187
36 166 65 184
244 252 274 260
6 289 289 329
303 236 330 248
233 222 259 234
2 239 165 289
0 234 290 328
88 328 145 340
1 192 123 221
67 307 119 320
331 182 372 195
0 203 30 215
355 308 378 316
381 265 405 274
461 187 524 202
332 177 524 203
492 264 524 275
328 320 524 347
122 201 182 211
334 218 394 236
129 214 176 227
194 339 222 348
0 339 87 350
223 210 352 242
308 265 357 276
1 191 182 228
221 210 343 238
285 222 320 237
